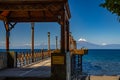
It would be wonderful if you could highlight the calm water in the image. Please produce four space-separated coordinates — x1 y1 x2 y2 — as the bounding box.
0 49 120 75
83 49 120 75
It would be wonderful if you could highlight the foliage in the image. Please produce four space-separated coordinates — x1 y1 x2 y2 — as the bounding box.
100 0 120 17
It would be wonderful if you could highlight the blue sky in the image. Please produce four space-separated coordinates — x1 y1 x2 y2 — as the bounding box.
0 0 120 49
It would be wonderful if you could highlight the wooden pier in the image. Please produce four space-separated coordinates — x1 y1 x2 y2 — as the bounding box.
0 58 51 78
0 0 88 80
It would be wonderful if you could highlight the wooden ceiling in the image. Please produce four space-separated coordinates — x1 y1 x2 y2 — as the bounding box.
0 0 71 22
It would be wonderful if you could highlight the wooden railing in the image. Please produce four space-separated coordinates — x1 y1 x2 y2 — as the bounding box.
17 50 51 67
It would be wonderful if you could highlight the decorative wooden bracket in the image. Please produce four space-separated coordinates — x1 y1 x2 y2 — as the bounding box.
8 22 17 31
4 21 17 32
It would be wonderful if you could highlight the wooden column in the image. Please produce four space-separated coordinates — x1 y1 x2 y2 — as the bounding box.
61 8 66 53
66 21 69 52
75 40 76 49
31 22 34 62
73 40 77 49
56 36 58 49
6 29 10 52
4 21 16 68
48 32 50 50
4 21 9 52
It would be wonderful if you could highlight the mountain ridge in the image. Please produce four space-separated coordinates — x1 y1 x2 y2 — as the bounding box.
77 41 120 49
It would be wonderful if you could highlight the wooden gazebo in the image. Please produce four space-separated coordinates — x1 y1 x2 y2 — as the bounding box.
0 1 71 79
0 0 71 52
0 1 89 80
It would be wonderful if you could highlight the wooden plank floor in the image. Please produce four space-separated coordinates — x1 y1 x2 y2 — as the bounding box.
0 58 51 78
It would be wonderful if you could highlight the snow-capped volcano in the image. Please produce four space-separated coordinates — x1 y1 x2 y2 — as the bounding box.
77 38 120 49
77 40 101 49
78 38 87 42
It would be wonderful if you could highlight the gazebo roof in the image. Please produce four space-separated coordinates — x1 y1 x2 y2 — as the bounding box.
0 0 71 22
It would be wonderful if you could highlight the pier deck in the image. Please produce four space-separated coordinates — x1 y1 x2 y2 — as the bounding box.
0 58 51 78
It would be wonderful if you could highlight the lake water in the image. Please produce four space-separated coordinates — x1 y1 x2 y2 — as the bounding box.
83 49 120 75
0 49 120 75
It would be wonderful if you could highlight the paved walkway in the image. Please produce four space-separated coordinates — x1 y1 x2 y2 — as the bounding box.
0 58 51 78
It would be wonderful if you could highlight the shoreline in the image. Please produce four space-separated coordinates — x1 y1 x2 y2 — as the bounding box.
74 75 120 80
90 76 120 80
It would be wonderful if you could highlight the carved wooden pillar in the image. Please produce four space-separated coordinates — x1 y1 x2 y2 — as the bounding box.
6 28 9 52
31 22 34 62
61 8 66 53
4 21 9 52
4 21 17 68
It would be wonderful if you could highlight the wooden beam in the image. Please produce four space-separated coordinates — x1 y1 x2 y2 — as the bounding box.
48 6 63 16
0 11 10 16
0 0 66 4
28 11 31 19
7 17 58 22
65 2 71 19
0 15 7 21
0 2 64 11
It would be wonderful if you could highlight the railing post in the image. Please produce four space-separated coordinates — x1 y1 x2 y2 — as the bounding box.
48 32 50 51
56 36 58 50
41 49 44 59
31 22 34 62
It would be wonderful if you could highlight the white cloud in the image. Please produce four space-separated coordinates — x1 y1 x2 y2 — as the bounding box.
78 38 87 42
102 43 107 46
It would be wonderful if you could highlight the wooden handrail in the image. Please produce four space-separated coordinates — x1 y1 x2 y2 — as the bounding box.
16 50 52 67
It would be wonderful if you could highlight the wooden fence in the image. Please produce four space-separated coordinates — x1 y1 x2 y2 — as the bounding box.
17 50 51 67
0 50 51 68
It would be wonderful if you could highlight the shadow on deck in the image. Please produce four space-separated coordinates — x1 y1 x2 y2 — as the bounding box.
0 58 51 80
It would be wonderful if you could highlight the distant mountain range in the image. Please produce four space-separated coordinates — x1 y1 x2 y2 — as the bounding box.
77 41 120 49
1 40 120 49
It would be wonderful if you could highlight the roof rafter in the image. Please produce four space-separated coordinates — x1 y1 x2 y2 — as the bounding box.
0 0 71 22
